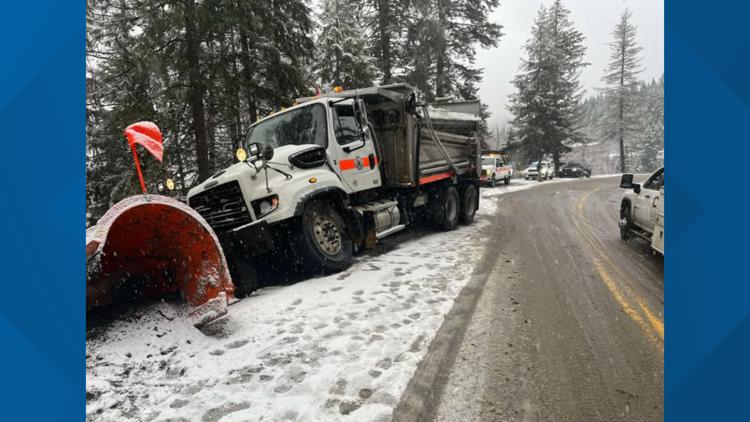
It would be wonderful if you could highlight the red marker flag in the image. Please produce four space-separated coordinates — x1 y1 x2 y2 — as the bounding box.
124 122 164 193
125 121 163 162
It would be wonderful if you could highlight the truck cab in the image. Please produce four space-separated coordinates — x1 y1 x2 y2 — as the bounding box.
619 167 665 254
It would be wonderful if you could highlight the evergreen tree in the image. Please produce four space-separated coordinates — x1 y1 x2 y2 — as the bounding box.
508 2 587 169
316 0 378 88
602 8 643 172
402 0 502 101
86 0 315 222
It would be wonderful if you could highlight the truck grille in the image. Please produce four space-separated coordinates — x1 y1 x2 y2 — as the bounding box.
188 181 252 232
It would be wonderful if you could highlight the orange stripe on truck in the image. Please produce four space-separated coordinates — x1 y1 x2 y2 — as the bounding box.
339 156 378 171
419 171 454 185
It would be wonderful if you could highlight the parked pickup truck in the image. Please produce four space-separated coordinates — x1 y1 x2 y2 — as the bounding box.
481 154 512 186
186 84 482 295
525 160 554 180
619 167 664 254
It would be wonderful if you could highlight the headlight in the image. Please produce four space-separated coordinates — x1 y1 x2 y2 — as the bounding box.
251 195 279 218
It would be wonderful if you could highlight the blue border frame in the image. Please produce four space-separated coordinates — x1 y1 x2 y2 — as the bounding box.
2 1 750 420
0 2 85 420
666 1 750 420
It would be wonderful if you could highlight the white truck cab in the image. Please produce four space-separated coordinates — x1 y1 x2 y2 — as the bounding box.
619 167 665 254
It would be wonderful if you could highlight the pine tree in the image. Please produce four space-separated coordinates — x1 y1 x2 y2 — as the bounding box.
508 6 549 164
316 0 378 88
86 0 315 222
508 2 587 169
402 0 502 101
602 8 643 172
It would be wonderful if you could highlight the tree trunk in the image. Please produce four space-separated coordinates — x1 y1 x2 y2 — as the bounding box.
435 0 448 97
183 0 210 182
239 30 258 123
377 0 392 84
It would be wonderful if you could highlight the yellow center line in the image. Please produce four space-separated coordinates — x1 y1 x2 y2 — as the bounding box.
573 188 664 347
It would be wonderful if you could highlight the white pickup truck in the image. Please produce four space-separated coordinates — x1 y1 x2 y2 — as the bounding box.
525 160 554 180
481 154 512 186
619 167 665 254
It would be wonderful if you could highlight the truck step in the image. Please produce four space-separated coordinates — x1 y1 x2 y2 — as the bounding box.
376 224 406 239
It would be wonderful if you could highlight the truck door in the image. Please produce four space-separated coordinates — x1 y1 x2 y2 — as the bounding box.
634 168 664 231
330 100 382 192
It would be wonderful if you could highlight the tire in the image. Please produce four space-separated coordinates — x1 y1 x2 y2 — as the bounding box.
490 174 497 187
504 175 510 185
291 199 353 272
459 184 478 225
433 185 460 230
620 202 632 241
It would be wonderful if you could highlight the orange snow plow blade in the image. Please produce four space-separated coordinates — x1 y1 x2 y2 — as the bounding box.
86 194 235 326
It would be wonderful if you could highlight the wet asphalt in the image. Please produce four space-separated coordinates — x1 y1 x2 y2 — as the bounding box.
393 176 664 422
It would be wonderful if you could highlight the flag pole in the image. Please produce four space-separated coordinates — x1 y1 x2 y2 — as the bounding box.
129 143 147 194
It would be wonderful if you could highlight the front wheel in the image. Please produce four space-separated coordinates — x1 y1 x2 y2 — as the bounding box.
291 200 353 272
620 202 632 240
459 185 478 225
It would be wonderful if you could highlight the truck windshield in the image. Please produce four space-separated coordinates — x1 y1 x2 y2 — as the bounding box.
245 103 328 149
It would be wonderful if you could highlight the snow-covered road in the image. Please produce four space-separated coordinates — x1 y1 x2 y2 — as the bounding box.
85 178 572 422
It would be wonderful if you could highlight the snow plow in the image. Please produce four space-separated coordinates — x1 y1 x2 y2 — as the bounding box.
86 194 235 326
87 122 235 327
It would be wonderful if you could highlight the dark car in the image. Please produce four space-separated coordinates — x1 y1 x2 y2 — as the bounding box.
558 162 591 178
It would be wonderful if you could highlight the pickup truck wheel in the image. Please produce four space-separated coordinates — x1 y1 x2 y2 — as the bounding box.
292 200 353 272
434 185 460 230
459 185 478 225
490 174 497 187
620 202 632 240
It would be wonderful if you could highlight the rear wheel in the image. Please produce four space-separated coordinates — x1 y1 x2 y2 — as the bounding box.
504 175 510 185
291 200 353 272
433 185 460 230
459 185 478 225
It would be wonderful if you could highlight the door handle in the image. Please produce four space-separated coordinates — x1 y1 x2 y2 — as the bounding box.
644 194 651 199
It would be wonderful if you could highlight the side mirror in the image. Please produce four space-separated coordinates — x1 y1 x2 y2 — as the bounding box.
620 173 634 189
247 142 262 159
262 143 274 161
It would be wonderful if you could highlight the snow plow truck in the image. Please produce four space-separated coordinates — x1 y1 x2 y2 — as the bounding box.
186 84 483 295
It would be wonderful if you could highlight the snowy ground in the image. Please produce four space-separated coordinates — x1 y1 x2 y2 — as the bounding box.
85 177 577 422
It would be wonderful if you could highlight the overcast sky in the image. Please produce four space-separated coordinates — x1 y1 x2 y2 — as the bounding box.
476 0 664 129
